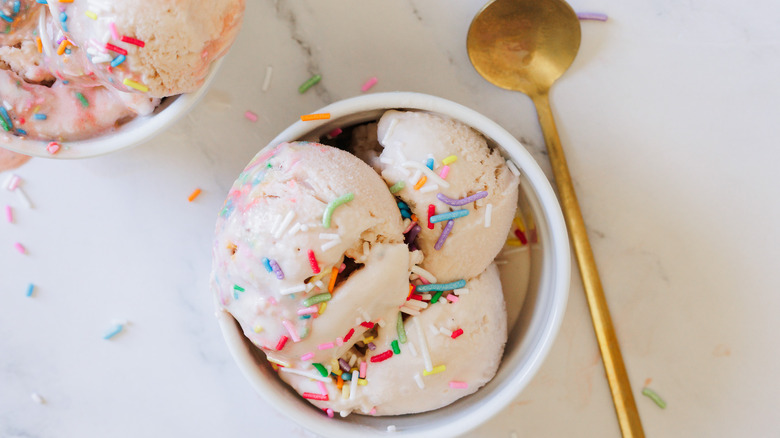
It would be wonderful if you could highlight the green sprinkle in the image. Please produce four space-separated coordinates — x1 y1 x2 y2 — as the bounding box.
312 363 328 377
391 339 400 354
75 92 89 107
389 181 405 194
233 285 245 292
396 311 407 344
642 388 667 409
0 116 10 132
298 74 322 94
302 292 332 307
322 193 354 228
431 290 444 303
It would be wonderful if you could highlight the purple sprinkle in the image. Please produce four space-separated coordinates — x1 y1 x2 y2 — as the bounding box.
577 12 608 21
367 342 376 351
339 358 351 373
434 220 455 251
436 191 488 206
406 224 422 248
269 259 285 280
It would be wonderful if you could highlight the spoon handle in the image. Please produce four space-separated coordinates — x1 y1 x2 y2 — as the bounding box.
531 92 645 438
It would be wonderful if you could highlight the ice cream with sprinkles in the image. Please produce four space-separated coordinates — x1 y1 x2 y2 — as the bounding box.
212 110 521 416
0 0 245 145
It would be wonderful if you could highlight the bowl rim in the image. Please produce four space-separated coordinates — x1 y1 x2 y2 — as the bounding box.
216 91 570 437
0 59 222 160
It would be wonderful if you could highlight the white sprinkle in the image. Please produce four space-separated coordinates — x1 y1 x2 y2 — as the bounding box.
300 224 309 232
319 233 340 240
506 159 521 177
494 259 509 265
401 161 451 188
321 238 341 252
340 410 350 418
439 327 453 337
305 282 315 292
484 203 493 228
30 393 45 404
376 317 386 328
4 173 20 190
407 341 418 357
413 373 425 389
269 214 282 236
454 288 469 295
380 156 394 165
91 54 112 63
15 187 33 209
387 425 397 433
405 299 428 309
381 118 398 144
420 293 432 300
419 183 439 194
362 241 370 256
409 169 422 185
279 284 307 295
349 369 359 400
287 222 302 236
262 65 273 91
274 211 296 238
400 306 420 316
277 366 331 382
414 319 433 372
428 324 440 336
348 354 358 367
314 280 325 290
410 265 437 283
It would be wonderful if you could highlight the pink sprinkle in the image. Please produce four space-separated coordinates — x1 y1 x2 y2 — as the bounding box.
109 22 120 40
418 276 430 285
282 320 300 342
317 381 328 395
326 128 342 139
326 408 334 418
5 174 20 191
297 305 319 315
361 76 378 92
300 352 314 361
446 294 459 303
336 337 344 346
14 242 26 254
5 205 12 223
89 39 108 52
359 361 367 378
449 381 468 389
46 142 60 155
338 263 346 273
438 165 450 179
318 342 335 350
268 297 278 305
244 110 258 122
403 220 417 234
369 407 377 415
577 12 609 21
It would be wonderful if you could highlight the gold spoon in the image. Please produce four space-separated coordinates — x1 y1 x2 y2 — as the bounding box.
467 1 645 436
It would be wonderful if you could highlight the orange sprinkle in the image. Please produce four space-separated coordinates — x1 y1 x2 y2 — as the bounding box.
410 214 418 222
188 188 202 202
58 0 74 2
328 266 338 293
35 37 42 53
413 176 427 190
336 375 344 389
408 284 414 297
57 40 71 56
300 113 331 121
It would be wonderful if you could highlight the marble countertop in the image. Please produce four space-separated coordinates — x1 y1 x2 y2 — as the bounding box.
2 0 779 436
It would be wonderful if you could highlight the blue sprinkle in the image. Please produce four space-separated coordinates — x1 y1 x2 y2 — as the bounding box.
262 257 273 273
26 283 35 297
342 372 352 381
59 12 67 22
103 324 124 340
15 128 27 135
33 113 47 120
62 80 69 84
64 48 71 55
400 209 411 219
300 314 311 320
397 201 409 210
35 0 47 4
426 157 434 170
110 54 126 67
13 1 20 14
429 209 469 223
415 279 467 292
0 14 12 23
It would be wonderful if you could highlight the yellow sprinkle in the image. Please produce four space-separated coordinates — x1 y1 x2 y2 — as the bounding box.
505 239 524 247
267 357 290 367
319 302 327 314
56 39 71 56
363 336 375 343
423 365 446 376
300 113 331 121
341 384 350 399
513 216 526 232
123 78 149 93
442 155 458 165
413 175 427 190
358 378 367 386
85 10 97 20
253 325 263 333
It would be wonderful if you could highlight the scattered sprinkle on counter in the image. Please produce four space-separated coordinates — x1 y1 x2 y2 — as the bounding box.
361 76 378 92
244 110 258 122
25 283 34 297
301 112 331 122
577 12 608 21
188 188 202 202
642 387 667 409
103 323 124 340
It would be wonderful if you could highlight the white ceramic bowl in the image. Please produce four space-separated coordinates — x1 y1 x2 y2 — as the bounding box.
216 92 570 437
0 60 222 159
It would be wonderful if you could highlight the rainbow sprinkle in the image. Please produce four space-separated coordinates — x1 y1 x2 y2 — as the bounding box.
642 387 667 409
577 12 609 21
103 323 124 340
422 364 446 376
434 219 454 250
322 193 354 228
437 191 488 206
430 209 469 223
449 381 468 389
303 293 332 307
451 328 463 339
188 188 202 202
416 279 467 293
25 283 34 297
389 181 405 193
298 74 322 93
307 249 321 273
123 78 149 93
370 350 393 363
361 76 378 92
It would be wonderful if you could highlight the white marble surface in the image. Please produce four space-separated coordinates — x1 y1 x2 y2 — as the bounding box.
2 0 779 436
